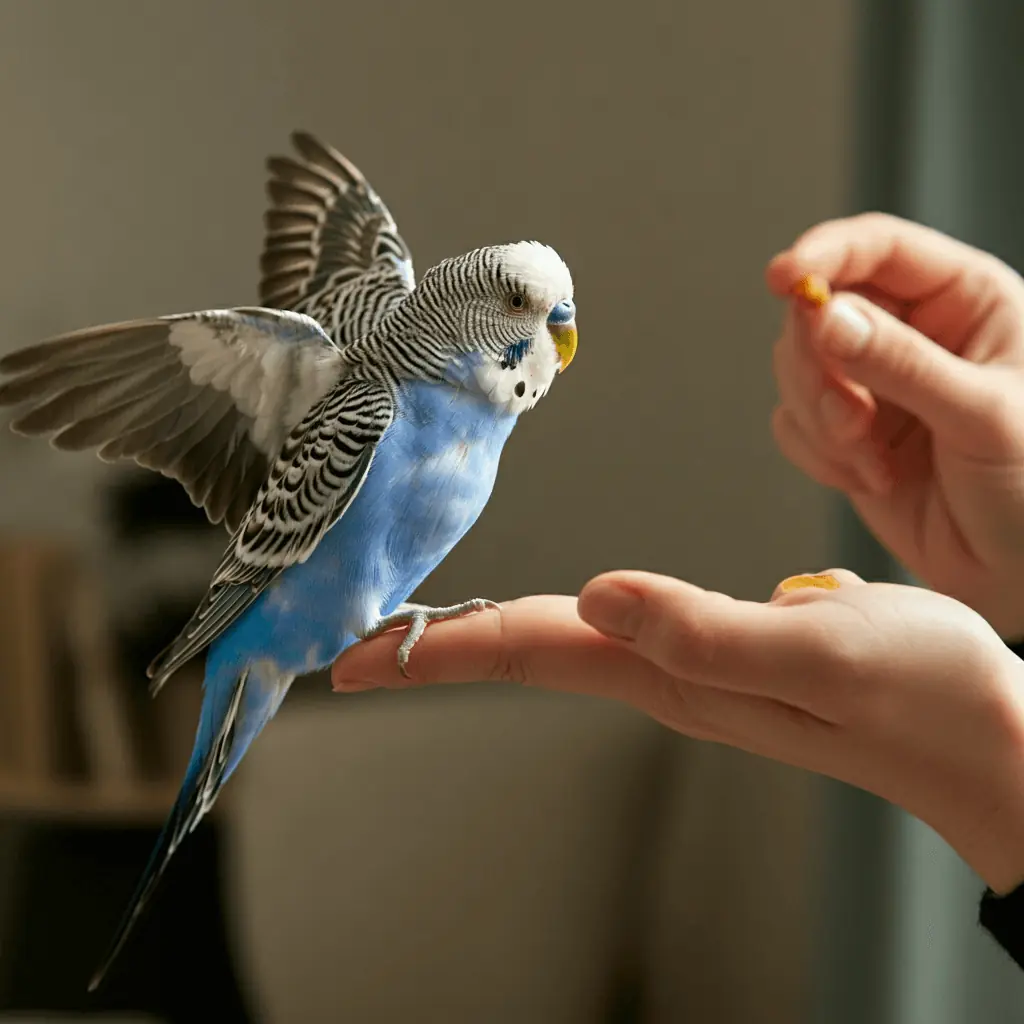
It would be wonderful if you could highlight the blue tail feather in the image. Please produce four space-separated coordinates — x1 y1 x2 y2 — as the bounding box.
88 665 249 991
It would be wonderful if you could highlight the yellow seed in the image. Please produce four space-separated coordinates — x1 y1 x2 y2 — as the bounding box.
792 274 832 308
777 573 841 593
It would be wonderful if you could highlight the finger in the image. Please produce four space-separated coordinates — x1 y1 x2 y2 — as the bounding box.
331 595 670 706
335 596 839 764
577 570 864 711
333 590 847 775
842 283 911 321
766 212 1017 310
771 405 890 495
804 291 1000 446
773 306 874 442
775 280 912 446
643 674 836 763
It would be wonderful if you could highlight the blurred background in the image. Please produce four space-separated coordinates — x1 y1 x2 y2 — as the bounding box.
0 0 1021 1021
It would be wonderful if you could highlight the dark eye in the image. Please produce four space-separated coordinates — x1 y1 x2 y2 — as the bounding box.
508 293 526 311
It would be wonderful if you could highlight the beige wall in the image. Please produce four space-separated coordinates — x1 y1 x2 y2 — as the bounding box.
0 0 853 599
0 0 856 1018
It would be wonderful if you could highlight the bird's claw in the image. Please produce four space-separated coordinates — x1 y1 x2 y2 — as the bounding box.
362 598 500 678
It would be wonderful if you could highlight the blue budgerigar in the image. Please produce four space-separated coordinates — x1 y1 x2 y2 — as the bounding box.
0 132 578 989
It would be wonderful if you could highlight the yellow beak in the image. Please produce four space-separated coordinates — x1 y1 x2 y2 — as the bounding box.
547 321 578 373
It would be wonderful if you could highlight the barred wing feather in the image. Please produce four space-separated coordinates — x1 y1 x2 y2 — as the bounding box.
0 307 345 531
145 377 394 693
260 131 415 343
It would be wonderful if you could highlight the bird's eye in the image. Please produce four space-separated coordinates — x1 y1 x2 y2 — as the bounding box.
507 293 526 312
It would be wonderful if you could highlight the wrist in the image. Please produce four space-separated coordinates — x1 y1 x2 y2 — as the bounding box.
949 652 1024 894
937 575 1024 644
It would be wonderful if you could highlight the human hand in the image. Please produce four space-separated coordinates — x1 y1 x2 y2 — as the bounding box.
333 570 1024 893
767 213 1024 637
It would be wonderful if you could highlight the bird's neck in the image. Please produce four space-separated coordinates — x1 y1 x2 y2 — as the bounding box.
340 299 552 415
342 301 455 387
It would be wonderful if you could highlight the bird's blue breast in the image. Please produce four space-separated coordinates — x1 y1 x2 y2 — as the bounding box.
207 377 518 676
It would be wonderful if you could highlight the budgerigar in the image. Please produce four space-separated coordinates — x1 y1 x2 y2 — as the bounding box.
0 132 578 989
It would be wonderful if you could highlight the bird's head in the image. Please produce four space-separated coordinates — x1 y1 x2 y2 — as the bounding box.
415 240 577 414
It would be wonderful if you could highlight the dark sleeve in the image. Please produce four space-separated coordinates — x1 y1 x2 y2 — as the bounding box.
977 636 1024 967
980 884 1024 969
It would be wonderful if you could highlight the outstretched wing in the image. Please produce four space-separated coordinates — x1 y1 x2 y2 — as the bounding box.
146 376 395 693
260 131 415 344
0 307 346 532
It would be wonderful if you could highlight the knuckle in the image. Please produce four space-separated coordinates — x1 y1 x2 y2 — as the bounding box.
853 210 898 233
771 408 846 484
644 598 723 678
809 621 894 728
490 645 530 686
490 610 530 685
650 676 717 739
979 252 1023 293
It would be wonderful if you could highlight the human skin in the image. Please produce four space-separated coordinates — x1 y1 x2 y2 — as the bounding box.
333 568 1024 894
767 212 1024 640
333 213 1024 893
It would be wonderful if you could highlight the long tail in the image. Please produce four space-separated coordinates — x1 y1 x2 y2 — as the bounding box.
88 667 249 992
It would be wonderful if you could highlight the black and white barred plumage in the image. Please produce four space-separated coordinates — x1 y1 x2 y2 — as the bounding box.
0 132 580 994
0 131 574 544
260 131 414 345
146 377 394 689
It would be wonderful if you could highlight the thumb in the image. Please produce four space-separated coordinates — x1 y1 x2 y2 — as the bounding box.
578 570 837 693
809 291 993 440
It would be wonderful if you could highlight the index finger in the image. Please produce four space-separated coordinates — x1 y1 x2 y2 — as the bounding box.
330 595 670 706
766 212 1016 304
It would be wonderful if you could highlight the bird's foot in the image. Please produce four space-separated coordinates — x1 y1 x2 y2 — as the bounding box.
362 599 500 678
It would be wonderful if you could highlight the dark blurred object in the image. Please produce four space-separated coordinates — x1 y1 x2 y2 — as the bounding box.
0 478 217 797
0 818 252 1023
0 489 248 1021
105 472 217 541
0 535 138 792
101 471 222 779
0 538 80 781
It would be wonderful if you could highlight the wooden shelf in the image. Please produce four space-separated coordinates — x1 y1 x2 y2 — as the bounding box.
0 775 179 823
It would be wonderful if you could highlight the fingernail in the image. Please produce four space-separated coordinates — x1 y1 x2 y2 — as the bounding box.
820 389 860 438
824 299 872 358
333 679 377 693
580 584 644 640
